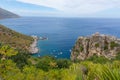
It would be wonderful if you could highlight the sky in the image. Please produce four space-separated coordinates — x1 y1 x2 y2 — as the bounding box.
0 0 120 18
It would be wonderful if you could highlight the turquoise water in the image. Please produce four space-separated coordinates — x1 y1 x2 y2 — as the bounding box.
0 17 120 59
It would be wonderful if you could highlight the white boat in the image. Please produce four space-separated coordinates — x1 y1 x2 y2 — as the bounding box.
53 50 56 52
39 37 48 40
55 56 57 58
69 49 72 52
60 52 63 54
38 54 40 57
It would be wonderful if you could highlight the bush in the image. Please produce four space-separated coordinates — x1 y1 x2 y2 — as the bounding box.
36 56 72 71
36 56 56 71
56 59 72 69
86 55 109 64
80 46 84 52
110 41 119 49
104 45 108 50
10 52 30 69
116 52 120 60
95 43 99 48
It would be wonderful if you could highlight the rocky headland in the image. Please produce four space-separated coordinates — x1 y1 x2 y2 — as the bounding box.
0 24 33 52
71 32 120 61
29 35 39 54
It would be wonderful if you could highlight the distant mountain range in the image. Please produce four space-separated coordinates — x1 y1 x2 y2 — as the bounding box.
0 8 19 19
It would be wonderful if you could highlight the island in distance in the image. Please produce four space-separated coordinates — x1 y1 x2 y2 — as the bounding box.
0 7 19 19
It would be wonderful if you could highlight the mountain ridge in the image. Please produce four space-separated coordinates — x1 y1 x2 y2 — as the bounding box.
0 7 19 19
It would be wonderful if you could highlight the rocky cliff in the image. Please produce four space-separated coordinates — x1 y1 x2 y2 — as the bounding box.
71 32 120 61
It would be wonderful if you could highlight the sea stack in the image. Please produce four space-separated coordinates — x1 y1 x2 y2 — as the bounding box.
71 32 120 61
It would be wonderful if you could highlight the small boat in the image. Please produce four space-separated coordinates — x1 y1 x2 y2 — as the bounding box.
60 52 63 54
53 50 56 52
39 37 48 40
38 54 40 57
55 56 57 58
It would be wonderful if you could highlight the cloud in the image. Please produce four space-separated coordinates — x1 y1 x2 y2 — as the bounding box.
16 0 120 15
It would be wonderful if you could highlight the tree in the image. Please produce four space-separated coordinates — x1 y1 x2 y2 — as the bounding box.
36 56 57 71
0 45 18 60
56 59 72 69
10 52 30 69
0 60 24 80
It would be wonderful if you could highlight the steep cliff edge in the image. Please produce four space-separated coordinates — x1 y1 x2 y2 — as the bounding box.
71 32 120 61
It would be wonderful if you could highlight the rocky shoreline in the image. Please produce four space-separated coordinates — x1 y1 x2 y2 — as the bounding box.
29 35 39 54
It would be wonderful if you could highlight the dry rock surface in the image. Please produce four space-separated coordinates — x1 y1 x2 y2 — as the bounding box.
71 32 120 61
29 35 39 54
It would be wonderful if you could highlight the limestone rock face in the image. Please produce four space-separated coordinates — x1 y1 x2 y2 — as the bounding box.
71 32 120 61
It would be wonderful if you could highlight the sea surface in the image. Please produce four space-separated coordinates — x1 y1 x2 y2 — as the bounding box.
0 17 120 59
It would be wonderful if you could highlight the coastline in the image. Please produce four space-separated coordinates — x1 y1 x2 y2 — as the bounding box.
29 35 39 54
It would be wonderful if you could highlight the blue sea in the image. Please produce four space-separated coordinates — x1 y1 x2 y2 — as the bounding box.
0 17 120 59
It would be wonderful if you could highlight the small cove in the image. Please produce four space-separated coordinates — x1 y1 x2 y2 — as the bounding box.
0 17 120 59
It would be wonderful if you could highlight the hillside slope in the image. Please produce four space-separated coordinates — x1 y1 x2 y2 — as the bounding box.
0 24 33 52
0 8 19 19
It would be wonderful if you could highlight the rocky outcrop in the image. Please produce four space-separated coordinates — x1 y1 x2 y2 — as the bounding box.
29 35 39 54
71 32 120 61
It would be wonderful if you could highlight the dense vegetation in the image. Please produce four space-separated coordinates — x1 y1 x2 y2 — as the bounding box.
0 43 120 80
0 25 33 52
0 25 120 80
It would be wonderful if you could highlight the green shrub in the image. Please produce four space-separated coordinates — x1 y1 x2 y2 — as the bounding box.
110 41 119 49
104 45 108 50
35 56 56 71
10 52 30 69
75 49 80 53
80 46 84 52
116 52 120 60
0 45 18 60
56 59 72 69
95 43 99 48
86 54 109 64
